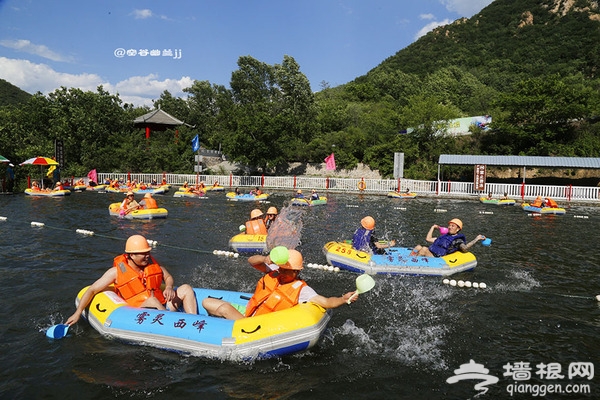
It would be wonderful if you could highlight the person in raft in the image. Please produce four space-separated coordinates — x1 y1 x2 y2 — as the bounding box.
245 208 268 235
352 216 396 255
119 191 140 215
310 189 320 201
139 193 158 209
264 206 278 230
410 218 485 257
65 235 198 327
202 248 358 320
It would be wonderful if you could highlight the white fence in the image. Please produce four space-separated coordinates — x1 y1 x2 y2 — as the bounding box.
96 172 600 203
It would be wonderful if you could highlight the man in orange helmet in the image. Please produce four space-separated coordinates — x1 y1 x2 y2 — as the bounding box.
264 206 278 230
352 216 396 254
66 235 197 327
411 218 485 257
245 208 268 235
202 248 358 320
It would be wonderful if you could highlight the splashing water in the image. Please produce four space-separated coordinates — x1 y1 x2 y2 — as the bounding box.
266 206 305 251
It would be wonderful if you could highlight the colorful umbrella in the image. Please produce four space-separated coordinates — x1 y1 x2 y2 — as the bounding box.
20 157 59 189
0 155 10 163
19 156 59 166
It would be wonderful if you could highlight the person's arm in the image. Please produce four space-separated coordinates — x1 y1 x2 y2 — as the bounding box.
160 267 176 302
309 292 357 309
459 235 485 252
425 225 439 243
66 268 116 326
247 254 273 273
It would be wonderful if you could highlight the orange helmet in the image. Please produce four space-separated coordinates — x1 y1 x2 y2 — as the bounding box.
448 218 463 230
144 193 152 198
361 216 375 230
280 249 303 270
267 207 278 215
297 189 302 194
250 209 264 219
125 235 152 253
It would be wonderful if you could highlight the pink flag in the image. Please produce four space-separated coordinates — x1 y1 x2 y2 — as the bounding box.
87 169 97 183
325 153 336 171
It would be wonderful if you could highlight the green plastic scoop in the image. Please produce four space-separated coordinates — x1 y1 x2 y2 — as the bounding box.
347 274 376 304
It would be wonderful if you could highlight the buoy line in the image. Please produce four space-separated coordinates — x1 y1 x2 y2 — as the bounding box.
2 216 236 257
442 279 599 302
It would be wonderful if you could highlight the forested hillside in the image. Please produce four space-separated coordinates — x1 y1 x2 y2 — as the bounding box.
1 0 599 187
0 78 31 106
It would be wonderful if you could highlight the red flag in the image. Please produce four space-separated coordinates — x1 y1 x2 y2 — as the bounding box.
325 153 336 171
87 169 97 183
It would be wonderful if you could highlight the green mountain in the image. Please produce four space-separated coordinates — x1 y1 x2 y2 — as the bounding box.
0 78 32 106
350 0 600 114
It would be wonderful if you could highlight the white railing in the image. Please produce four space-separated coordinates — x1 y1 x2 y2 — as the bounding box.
96 173 600 203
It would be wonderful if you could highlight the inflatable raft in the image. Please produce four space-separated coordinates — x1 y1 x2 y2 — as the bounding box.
86 184 108 191
24 188 71 197
76 286 331 360
290 196 328 206
205 185 225 192
226 192 270 202
229 233 267 253
173 191 207 199
387 192 417 199
323 241 477 276
521 203 566 215
108 202 168 219
134 185 170 195
479 197 516 206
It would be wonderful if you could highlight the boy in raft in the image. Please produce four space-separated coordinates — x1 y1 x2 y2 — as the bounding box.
201 248 358 320
264 206 278 230
65 235 197 327
352 216 396 255
119 191 140 215
410 218 485 257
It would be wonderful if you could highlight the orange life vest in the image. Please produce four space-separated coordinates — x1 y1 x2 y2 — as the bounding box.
143 197 158 209
245 273 307 317
113 254 165 307
545 198 558 208
245 219 268 235
532 196 543 207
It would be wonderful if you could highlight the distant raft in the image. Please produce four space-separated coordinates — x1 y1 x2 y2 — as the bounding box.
290 196 328 206
479 197 516 206
521 203 566 215
108 202 168 219
323 241 477 276
229 233 267 254
226 192 270 202
76 286 331 360
173 190 207 199
387 192 417 199
24 188 71 197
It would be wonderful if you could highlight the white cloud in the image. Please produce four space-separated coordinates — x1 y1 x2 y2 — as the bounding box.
440 0 495 17
0 39 73 62
0 57 191 107
420 13 435 20
132 9 153 19
414 19 452 40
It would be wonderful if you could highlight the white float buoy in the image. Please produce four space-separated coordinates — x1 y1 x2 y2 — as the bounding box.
465 281 472 288
595 295 600 302
457 280 465 287
449 279 457 286
0 216 7 221
442 278 450 285
472 282 479 288
333 267 340 272
31 221 45 227
479 282 487 289
233 253 239 258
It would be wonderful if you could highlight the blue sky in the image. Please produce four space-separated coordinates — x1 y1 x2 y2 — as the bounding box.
0 0 494 107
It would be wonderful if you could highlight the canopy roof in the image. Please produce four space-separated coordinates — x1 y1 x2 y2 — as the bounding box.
438 155 600 169
133 108 185 128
